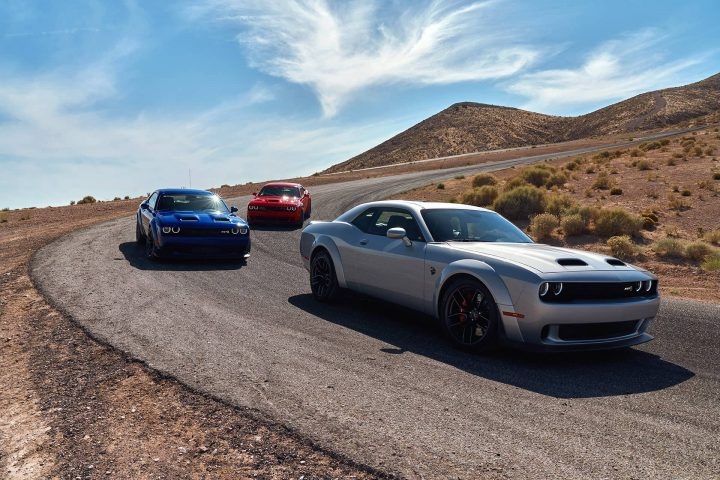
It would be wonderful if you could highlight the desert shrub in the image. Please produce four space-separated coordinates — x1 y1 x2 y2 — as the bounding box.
564 158 582 170
703 229 720 246
521 167 552 187
461 186 498 207
668 194 689 211
653 238 686 258
69 200 76 205
636 159 653 171
685 241 715 262
436 183 445 190
544 193 576 217
561 214 586 236
681 189 691 196
639 141 662 151
77 195 97 205
666 158 677 166
504 176 528 191
454 175 465 180
124 195 130 200
0 212 7 223
530 213 559 240
594 208 643 237
702 254 720 271
607 235 637 260
610 187 623 195
630 149 642 157
641 216 656 230
592 172 614 190
713 172 720 180
492 186 546 220
546 172 567 188
693 146 703 157
471 173 497 187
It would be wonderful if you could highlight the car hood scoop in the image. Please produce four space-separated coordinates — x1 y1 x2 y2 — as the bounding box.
176 215 199 221
449 242 633 274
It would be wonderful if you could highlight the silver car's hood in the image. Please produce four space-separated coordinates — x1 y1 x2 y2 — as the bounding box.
446 242 632 274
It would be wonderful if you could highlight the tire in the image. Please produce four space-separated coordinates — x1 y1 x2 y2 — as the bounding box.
440 277 499 352
135 220 146 245
144 231 158 260
296 210 305 228
305 206 311 219
310 250 339 302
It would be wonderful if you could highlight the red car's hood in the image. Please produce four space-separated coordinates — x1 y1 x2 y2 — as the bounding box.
249 195 301 205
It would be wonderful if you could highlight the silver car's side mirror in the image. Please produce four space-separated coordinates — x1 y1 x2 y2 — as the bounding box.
387 227 412 247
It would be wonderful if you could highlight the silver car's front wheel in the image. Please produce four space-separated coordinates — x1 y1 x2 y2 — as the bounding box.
310 250 339 302
441 278 499 352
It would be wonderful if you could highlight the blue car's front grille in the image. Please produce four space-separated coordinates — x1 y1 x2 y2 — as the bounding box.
174 228 244 237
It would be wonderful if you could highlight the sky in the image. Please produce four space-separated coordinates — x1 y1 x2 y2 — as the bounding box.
1 1 719 209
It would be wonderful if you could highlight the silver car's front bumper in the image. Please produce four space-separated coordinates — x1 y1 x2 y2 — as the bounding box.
499 297 660 350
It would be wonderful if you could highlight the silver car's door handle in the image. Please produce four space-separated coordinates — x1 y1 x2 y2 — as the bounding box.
359 239 368 245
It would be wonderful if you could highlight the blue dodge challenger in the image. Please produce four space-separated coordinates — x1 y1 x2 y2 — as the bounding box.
136 188 250 260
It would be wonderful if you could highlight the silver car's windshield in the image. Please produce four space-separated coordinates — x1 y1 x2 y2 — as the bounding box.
421 208 532 243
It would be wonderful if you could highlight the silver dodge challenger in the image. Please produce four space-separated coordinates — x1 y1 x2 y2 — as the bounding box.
300 200 659 352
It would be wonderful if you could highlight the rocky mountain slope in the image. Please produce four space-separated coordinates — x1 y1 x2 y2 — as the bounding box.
325 72 720 173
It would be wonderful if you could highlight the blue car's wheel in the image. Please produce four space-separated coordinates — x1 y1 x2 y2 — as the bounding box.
440 278 499 352
135 221 145 245
310 250 339 302
145 231 158 260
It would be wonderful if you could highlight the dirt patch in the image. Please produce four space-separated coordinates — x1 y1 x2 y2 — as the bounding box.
1 128 718 477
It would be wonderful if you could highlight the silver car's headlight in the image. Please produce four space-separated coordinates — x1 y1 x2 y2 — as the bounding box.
539 282 563 298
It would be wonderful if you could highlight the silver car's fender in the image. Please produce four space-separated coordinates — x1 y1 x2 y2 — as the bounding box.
434 259 526 342
306 234 348 288
434 259 514 314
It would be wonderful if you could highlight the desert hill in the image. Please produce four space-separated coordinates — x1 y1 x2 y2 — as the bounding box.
324 72 720 173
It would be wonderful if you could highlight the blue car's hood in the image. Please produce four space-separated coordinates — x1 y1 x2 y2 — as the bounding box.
158 211 247 226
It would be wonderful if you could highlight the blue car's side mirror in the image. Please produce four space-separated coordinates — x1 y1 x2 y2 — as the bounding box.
231 206 238 213
140 203 149 210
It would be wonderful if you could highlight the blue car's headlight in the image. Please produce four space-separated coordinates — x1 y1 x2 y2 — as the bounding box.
161 226 180 234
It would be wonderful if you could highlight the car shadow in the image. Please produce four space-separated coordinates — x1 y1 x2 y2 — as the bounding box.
118 242 246 271
288 293 694 399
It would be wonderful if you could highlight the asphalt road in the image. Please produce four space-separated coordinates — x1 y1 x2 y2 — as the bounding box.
33 157 719 479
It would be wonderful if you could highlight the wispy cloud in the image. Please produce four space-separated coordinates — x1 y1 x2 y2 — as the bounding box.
506 29 706 115
191 0 539 117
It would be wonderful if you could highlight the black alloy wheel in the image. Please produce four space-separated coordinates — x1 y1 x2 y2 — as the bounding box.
144 231 158 260
440 278 499 352
310 250 339 302
135 221 145 245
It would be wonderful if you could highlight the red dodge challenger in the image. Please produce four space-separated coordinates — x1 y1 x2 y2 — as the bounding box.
247 182 312 227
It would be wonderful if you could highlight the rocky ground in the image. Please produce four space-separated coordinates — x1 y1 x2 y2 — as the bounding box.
1 129 719 478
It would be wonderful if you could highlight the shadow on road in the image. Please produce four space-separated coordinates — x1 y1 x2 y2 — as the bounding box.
118 242 246 271
288 293 694 399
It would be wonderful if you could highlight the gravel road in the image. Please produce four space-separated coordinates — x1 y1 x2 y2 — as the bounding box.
32 161 720 479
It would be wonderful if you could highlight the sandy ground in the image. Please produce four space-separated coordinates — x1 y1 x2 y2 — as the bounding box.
1 128 719 478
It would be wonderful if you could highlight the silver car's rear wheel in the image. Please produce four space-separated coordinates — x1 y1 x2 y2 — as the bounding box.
310 250 339 302
441 278 499 351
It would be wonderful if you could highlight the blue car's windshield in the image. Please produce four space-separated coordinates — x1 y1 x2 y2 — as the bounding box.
156 194 230 213
421 208 532 243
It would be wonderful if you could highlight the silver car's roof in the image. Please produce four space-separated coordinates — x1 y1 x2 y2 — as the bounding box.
336 200 494 222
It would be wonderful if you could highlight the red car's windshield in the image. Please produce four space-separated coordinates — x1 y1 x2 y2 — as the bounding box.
258 186 301 197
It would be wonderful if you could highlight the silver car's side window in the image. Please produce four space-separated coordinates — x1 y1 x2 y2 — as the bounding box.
351 208 425 241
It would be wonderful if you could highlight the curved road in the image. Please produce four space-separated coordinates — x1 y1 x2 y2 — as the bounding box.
33 160 719 478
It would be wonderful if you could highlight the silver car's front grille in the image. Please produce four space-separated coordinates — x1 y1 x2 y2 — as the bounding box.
540 281 658 303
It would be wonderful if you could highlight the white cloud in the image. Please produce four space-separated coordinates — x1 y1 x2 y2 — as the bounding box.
506 29 706 115
0 61 401 209
192 0 539 117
